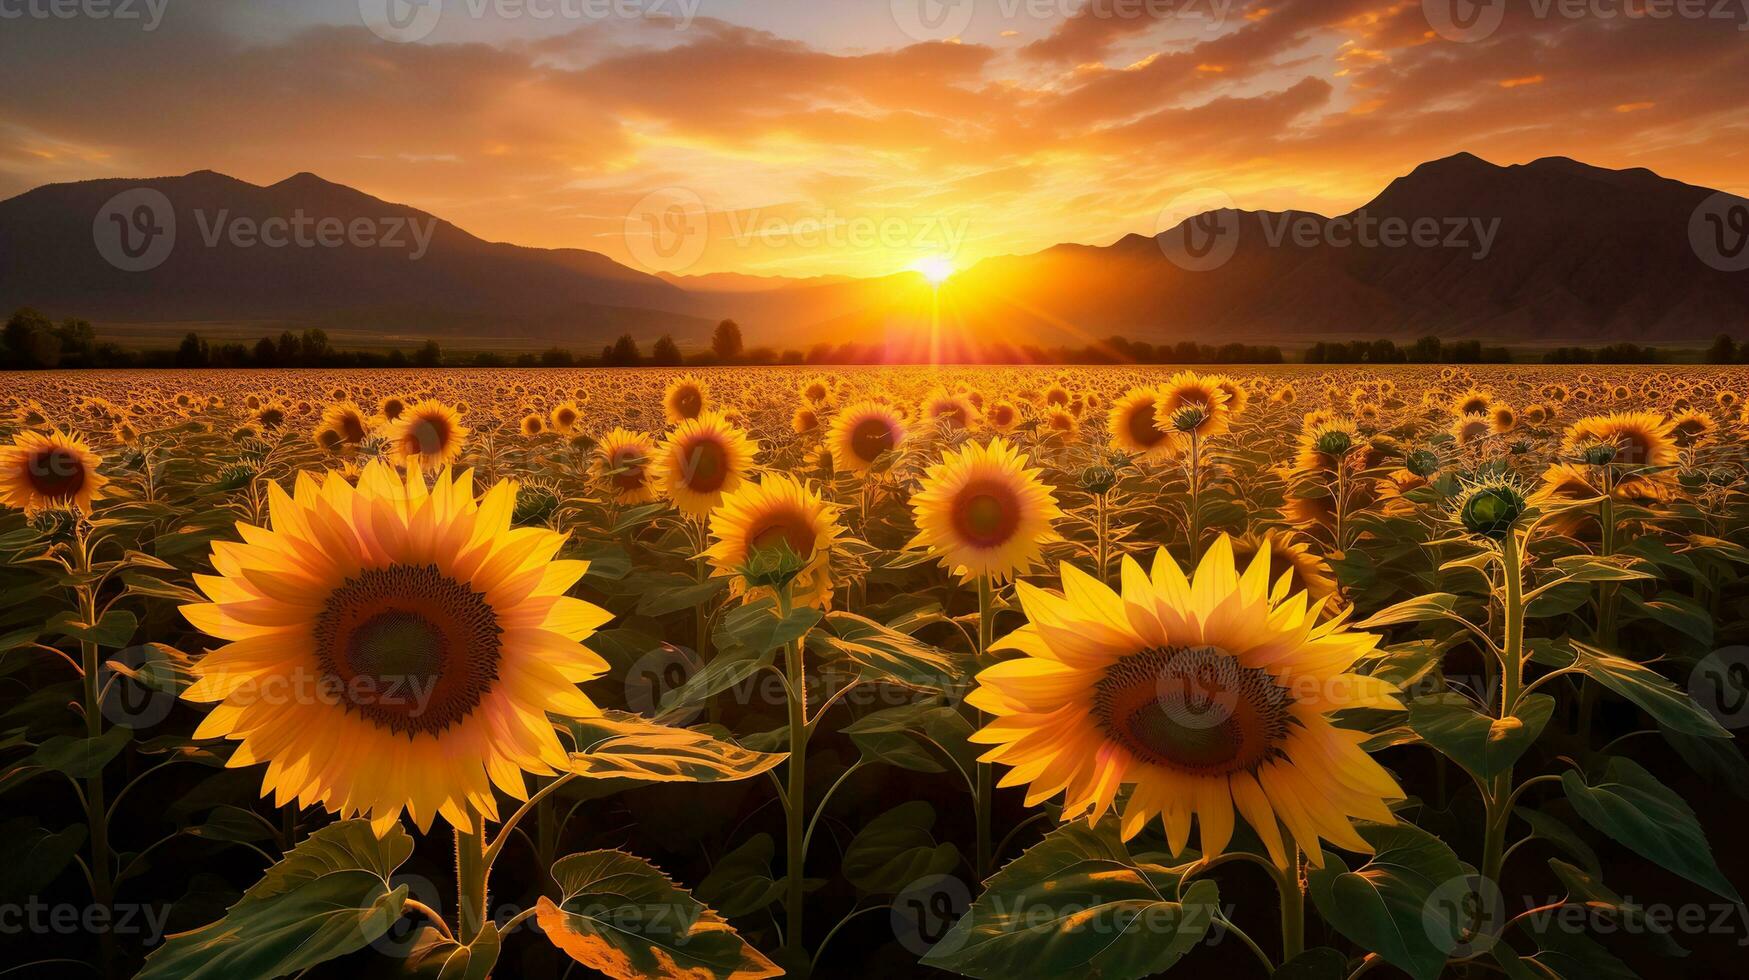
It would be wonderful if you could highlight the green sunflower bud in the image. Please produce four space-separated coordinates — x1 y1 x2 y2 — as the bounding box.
1080 465 1117 496
1459 484 1527 541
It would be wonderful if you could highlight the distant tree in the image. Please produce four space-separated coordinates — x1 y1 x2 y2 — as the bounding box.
253 337 279 366
386 348 409 367
300 328 332 361
414 340 443 367
780 349 805 365
1409 336 1443 363
606 334 643 367
4 308 59 368
277 332 300 364
475 352 507 368
711 320 744 361
175 332 209 368
1707 334 1738 364
539 347 575 368
649 335 683 366
744 346 777 364
806 342 833 364
54 318 96 362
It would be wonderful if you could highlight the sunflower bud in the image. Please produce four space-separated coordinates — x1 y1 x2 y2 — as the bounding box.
1459 484 1526 541
1405 449 1441 478
1315 429 1354 457
1080 464 1117 496
1577 441 1617 466
740 540 808 592
1170 404 1209 434
513 482 561 527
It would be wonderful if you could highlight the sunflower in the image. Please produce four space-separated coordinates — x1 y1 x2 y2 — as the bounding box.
1108 386 1172 457
0 430 107 515
828 401 907 473
1156 371 1232 443
663 374 711 425
967 538 1403 866
984 401 1019 432
1043 407 1080 440
379 396 407 422
318 402 373 447
792 406 821 437
1213 375 1249 419
1532 463 1672 536
705 473 843 609
1450 413 1492 445
1229 531 1341 611
1452 388 1493 417
798 377 836 406
384 399 469 471
922 389 980 430
1669 409 1717 448
1491 405 1516 434
549 401 582 433
1560 412 1676 468
180 462 612 836
519 413 545 438
909 437 1062 584
654 410 756 517
1293 417 1363 474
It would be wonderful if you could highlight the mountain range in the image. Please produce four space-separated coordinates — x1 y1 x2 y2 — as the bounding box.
2 153 1745 351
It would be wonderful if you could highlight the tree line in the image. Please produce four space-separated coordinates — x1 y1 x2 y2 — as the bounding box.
1 307 1725 370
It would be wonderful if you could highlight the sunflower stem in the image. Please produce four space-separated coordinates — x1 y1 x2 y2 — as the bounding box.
975 573 996 879
778 584 811 976
1481 530 1526 889
1188 431 1203 564
1275 846 1305 962
455 814 490 945
72 527 116 977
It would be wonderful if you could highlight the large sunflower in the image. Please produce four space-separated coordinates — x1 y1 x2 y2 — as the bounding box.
383 399 470 471
1155 371 1232 443
909 437 1061 584
1108 386 1172 457
180 462 612 836
968 537 1404 867
0 429 107 515
317 401 373 447
654 410 756 517
1560 411 1676 468
595 427 658 505
705 473 843 609
828 401 907 473
663 374 712 425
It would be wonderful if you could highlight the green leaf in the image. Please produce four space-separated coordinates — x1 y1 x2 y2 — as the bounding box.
0 819 86 897
1273 948 1350 980
564 711 785 784
1566 640 1730 738
1549 555 1655 585
713 596 820 654
1306 821 1467 980
1355 594 1463 629
843 802 959 895
695 834 786 918
1561 756 1741 902
654 645 771 719
48 609 138 648
1513 808 1600 876
137 820 413 980
808 611 966 693
636 576 729 618
404 923 501 980
185 805 277 844
843 702 977 780
538 850 780 980
1621 591 1713 647
1407 693 1554 781
921 819 1219 980
28 725 132 778
1546 858 1686 957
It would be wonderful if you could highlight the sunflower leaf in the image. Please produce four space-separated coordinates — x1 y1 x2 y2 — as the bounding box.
1354 594 1462 630
538 849 781 980
808 611 966 693
1306 820 1467 980
564 710 786 783
1561 756 1741 902
920 818 1219 980
1407 693 1554 781
136 819 413 980
843 802 959 895
1564 640 1730 738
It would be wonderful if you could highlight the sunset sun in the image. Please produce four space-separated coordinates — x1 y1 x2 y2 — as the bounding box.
911 255 956 285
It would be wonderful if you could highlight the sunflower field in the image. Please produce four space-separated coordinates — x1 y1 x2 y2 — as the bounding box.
2 365 1746 980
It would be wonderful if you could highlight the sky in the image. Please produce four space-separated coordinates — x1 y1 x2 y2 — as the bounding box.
3 0 1748 279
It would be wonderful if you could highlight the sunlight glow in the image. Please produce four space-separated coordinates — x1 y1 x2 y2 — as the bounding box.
911 256 956 285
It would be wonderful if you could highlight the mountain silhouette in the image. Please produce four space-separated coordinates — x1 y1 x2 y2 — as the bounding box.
3 154 1745 349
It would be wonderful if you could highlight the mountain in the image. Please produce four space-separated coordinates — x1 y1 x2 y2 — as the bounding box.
2 155 1745 350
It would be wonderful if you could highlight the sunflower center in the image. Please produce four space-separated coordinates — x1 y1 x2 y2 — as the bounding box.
1126 402 1163 447
609 449 648 491
850 418 895 463
340 414 368 443
26 448 86 500
407 414 451 456
313 564 502 737
1093 646 1294 776
682 439 728 492
951 480 1021 548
